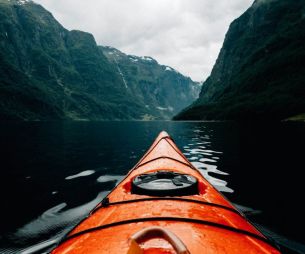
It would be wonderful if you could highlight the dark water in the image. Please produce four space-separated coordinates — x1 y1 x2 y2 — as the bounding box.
0 121 304 253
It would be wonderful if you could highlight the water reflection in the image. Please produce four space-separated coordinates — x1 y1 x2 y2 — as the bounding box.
96 175 124 184
1 192 108 254
65 170 96 180
182 127 233 193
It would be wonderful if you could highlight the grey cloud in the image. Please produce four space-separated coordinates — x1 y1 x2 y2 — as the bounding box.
35 0 253 81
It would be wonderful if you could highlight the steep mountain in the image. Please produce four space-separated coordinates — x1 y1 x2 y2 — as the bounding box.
101 46 201 119
175 0 305 121
0 0 199 120
0 0 144 120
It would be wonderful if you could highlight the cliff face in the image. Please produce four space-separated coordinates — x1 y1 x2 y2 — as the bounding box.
101 46 201 119
175 0 305 121
0 0 137 120
0 0 199 120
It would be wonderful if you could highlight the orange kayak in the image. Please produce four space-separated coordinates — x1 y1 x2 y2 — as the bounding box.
52 131 280 254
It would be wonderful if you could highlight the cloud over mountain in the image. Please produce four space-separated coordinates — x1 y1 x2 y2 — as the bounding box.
34 0 253 81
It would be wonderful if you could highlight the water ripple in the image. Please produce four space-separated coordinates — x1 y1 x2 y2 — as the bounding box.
0 192 108 254
96 175 124 184
183 128 233 193
65 170 95 180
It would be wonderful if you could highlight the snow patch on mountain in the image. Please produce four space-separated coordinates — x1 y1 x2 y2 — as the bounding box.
17 0 31 5
165 66 179 74
141 56 154 62
129 56 138 62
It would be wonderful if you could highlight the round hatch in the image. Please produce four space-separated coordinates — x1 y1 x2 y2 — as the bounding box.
131 171 198 196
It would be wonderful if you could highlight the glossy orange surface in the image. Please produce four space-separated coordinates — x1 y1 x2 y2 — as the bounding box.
52 131 280 254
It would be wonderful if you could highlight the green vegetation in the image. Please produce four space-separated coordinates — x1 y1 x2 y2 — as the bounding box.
0 0 199 120
101 46 201 119
175 0 305 121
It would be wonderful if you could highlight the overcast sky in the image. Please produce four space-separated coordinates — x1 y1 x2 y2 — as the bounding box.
34 0 253 81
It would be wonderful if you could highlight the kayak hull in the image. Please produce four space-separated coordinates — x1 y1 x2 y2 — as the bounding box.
52 131 280 254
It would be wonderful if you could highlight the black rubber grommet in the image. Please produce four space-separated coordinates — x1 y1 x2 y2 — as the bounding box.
131 171 198 196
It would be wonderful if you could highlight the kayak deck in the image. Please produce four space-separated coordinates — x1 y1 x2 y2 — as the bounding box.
52 131 280 254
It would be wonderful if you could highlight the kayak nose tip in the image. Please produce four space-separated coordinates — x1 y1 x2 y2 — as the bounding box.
158 131 170 139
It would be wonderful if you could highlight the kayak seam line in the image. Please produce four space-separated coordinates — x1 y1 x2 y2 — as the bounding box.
134 135 195 171
135 156 195 171
133 136 171 169
61 217 279 250
163 137 197 170
97 197 242 217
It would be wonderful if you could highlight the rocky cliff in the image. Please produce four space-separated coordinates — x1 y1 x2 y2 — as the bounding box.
0 0 199 120
101 46 201 119
175 0 305 121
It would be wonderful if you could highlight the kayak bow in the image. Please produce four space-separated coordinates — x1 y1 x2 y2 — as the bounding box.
52 131 280 254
